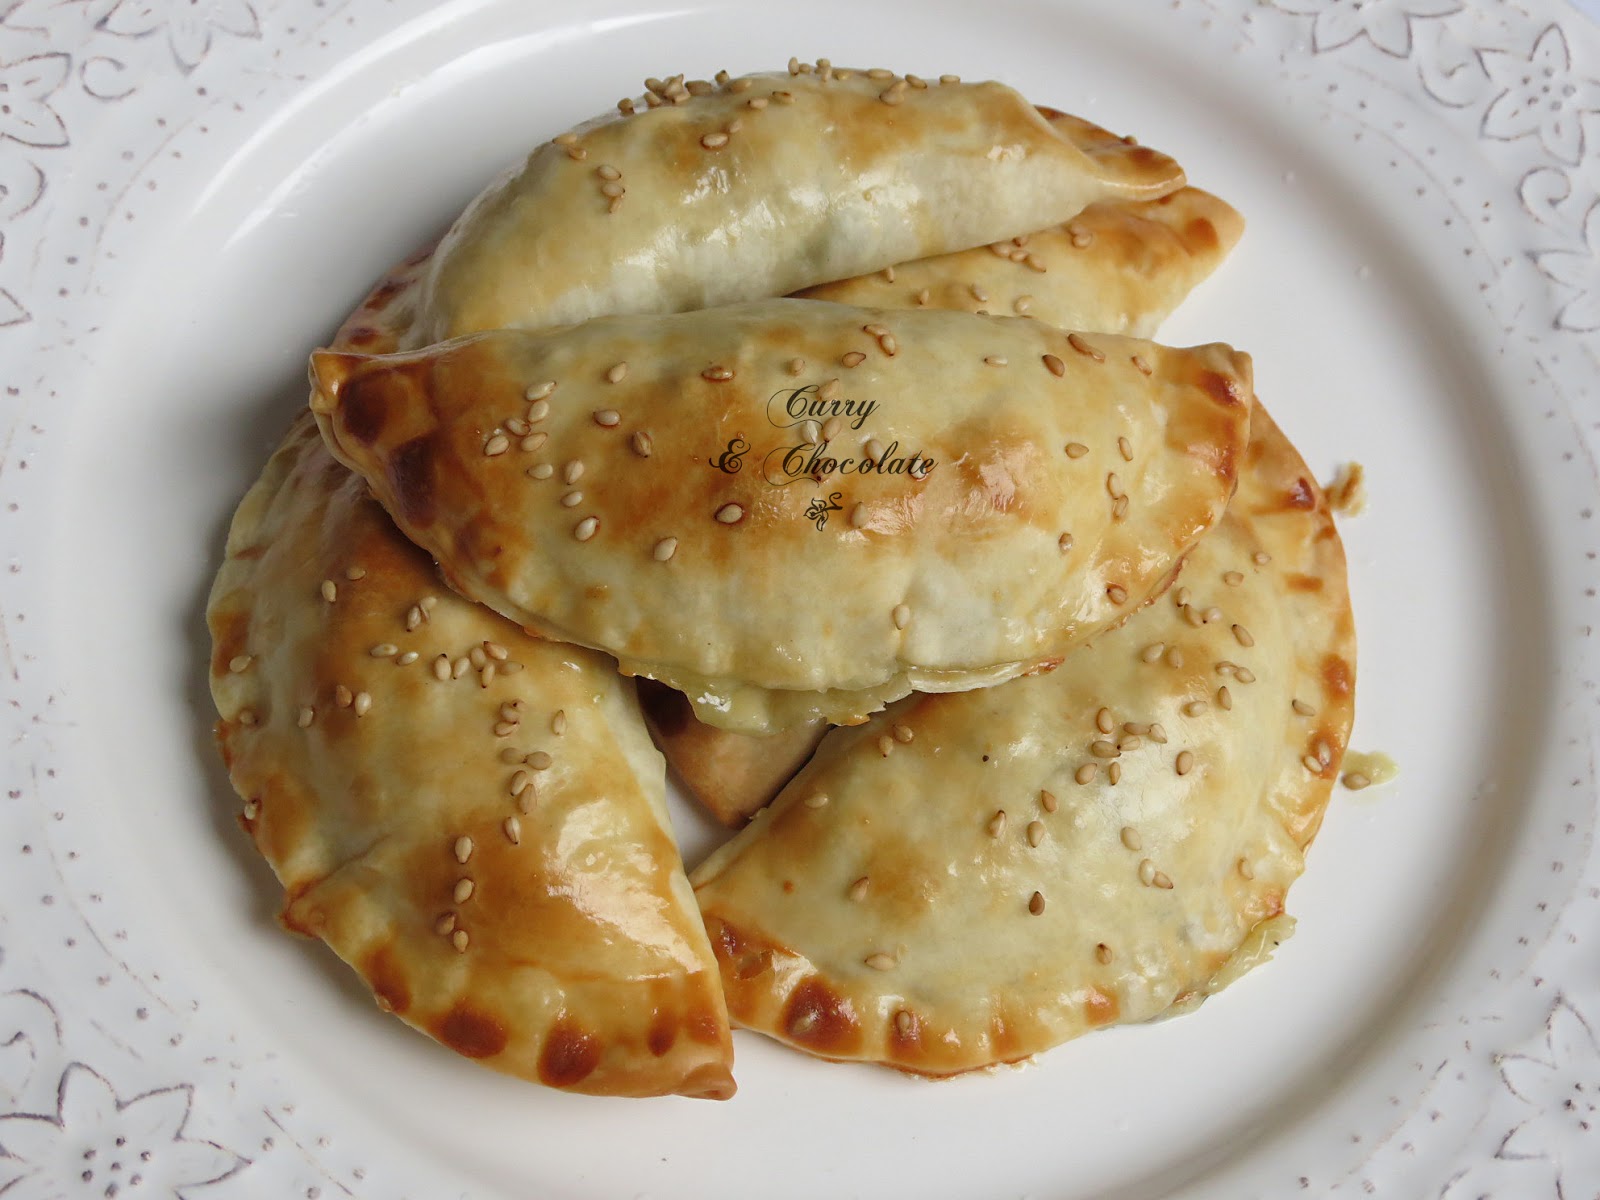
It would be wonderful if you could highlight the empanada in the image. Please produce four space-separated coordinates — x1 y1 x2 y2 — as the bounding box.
208 259 734 1100
311 300 1253 734
411 69 1183 344
691 404 1354 1075
653 187 1245 820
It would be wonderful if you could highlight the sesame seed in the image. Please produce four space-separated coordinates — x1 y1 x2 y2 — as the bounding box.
526 381 556 401
483 434 510 457
800 419 821 444
1106 584 1128 605
841 351 866 368
451 929 469 953
892 724 914 744
493 721 517 737
1113 496 1129 520
1095 943 1113 964
969 283 989 303
452 657 470 679
1090 740 1119 758
344 565 366 581
1232 624 1255 647
878 333 898 356
772 89 794 104
1183 700 1209 718
237 709 259 727
1217 686 1233 710
1184 605 1205 627
334 685 353 708
1234 666 1257 684
879 88 904 105
1131 354 1153 376
940 73 960 84
528 463 553 480
892 603 910 629
1315 739 1334 766
916 288 930 306
432 655 450 681
702 364 734 381
561 460 584 485
227 654 252 674
1121 826 1141 851
787 57 801 74
1176 750 1195 776
819 378 841 401
1141 642 1165 663
1108 761 1122 785
1118 436 1133 462
505 418 530 438
1166 646 1185 668
553 131 579 145
454 836 474 864
786 357 805 376
596 164 621 181
1153 870 1174 890
527 401 551 425
1223 570 1244 586
1138 859 1156 886
1292 699 1316 716
1074 763 1098 785
1058 532 1074 552
561 490 584 507
715 503 743 524
1254 551 1272 565
1343 771 1372 790
1123 722 1149 735
1027 820 1045 848
748 95 769 109
848 876 870 902
594 409 621 428
504 817 522 845
865 438 885 463
864 952 897 971
1203 606 1223 624
369 643 397 658
1175 587 1191 607
406 606 424 631
1095 707 1114 734
1118 735 1143 752
1149 723 1168 744
321 580 337 603
823 416 843 440
630 431 653 457
983 355 1008 367
470 645 488 669
1028 891 1046 915
877 734 893 758
574 516 600 541
1070 226 1094 249
605 363 627 384
1067 333 1104 362
653 537 678 562
454 878 475 904
296 706 315 728
510 769 532 796
1238 857 1255 879
551 710 567 736
700 131 729 149
987 810 1007 838
434 912 456 936
1040 789 1058 813
527 751 554 770
1106 472 1122 498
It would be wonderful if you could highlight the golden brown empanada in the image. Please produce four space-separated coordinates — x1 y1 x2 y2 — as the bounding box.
796 186 1243 336
411 69 1183 344
207 259 734 1100
311 300 1253 734
691 404 1353 1076
652 186 1245 820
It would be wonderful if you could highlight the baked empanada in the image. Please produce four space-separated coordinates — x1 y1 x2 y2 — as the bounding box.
410 69 1182 343
796 186 1243 337
311 300 1253 734
652 187 1245 821
208 261 734 1100
691 404 1353 1075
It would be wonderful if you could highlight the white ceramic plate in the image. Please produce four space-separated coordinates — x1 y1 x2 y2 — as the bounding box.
5 1 1600 1196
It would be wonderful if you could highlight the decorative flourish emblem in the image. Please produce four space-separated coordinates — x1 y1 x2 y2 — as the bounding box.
805 492 843 531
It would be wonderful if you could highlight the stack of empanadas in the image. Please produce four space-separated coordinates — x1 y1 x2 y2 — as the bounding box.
208 64 1354 1099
